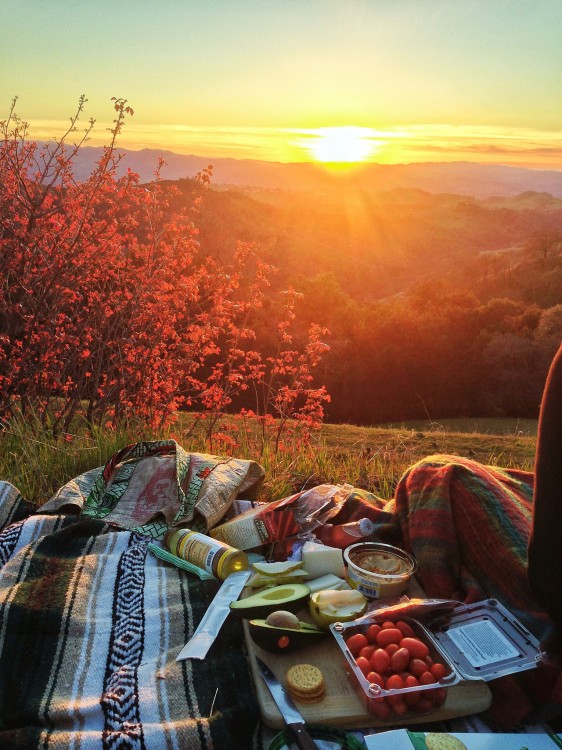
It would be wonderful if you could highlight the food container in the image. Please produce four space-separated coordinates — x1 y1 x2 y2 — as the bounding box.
330 598 548 721
344 542 417 599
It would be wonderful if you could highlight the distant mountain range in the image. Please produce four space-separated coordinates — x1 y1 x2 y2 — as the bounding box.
48 142 562 199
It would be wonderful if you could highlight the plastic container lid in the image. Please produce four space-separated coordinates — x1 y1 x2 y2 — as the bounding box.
426 598 548 682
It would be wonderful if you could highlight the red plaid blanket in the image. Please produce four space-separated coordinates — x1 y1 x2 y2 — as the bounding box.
334 454 562 730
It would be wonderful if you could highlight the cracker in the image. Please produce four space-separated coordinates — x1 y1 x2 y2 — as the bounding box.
290 686 326 704
425 733 468 750
286 663 325 704
286 664 324 693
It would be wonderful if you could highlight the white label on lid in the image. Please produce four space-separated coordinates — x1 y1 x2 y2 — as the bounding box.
446 619 519 667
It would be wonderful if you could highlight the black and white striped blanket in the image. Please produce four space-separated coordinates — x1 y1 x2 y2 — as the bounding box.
0 463 268 748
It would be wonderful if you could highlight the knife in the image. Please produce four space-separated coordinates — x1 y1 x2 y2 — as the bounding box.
255 657 319 750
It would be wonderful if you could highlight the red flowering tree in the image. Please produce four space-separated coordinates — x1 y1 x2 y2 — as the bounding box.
0 96 330 445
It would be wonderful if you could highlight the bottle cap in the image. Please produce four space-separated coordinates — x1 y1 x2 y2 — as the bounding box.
358 518 374 536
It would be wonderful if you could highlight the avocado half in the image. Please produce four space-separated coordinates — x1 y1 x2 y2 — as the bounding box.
248 619 326 653
229 583 311 619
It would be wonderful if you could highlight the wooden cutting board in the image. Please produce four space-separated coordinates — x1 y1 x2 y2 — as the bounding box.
243 579 492 730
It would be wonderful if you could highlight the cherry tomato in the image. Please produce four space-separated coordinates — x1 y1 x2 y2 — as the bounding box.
359 644 376 661
370 647 391 674
400 636 429 659
419 670 436 685
380 620 396 630
396 620 415 637
404 674 419 689
366 670 384 687
385 643 400 657
371 698 391 720
375 628 402 647
431 662 448 680
356 655 372 676
346 632 368 657
411 697 434 713
390 699 408 715
385 673 404 705
390 647 410 673
434 687 447 707
366 623 381 643
409 658 428 677
385 674 404 691
403 674 421 706
425 655 434 668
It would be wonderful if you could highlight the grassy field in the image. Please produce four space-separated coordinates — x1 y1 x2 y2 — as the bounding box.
0 415 537 507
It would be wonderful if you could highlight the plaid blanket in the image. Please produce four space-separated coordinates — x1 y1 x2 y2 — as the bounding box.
392 454 562 730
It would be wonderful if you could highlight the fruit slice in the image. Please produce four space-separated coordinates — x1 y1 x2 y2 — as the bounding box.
306 574 349 593
229 583 311 619
309 588 368 630
247 569 309 588
251 560 305 576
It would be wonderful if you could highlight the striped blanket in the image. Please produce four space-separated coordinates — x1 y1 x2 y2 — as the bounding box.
0 446 269 749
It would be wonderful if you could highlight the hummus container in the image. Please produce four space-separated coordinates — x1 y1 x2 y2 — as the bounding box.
330 598 547 721
344 542 417 599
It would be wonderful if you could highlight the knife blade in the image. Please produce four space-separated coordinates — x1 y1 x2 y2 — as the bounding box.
255 657 319 750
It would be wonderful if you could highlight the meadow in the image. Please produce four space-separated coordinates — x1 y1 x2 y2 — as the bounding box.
0 415 536 508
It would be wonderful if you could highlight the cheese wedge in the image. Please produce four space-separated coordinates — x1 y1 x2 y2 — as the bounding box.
301 541 346 579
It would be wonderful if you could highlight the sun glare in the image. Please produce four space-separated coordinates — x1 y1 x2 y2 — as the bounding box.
304 127 381 163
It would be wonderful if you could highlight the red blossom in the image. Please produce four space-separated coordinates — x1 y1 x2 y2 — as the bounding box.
0 96 331 449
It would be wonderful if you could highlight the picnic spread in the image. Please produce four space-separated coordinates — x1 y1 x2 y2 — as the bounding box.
1 439 562 749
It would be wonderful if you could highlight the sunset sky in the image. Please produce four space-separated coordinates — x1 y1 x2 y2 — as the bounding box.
1 0 561 169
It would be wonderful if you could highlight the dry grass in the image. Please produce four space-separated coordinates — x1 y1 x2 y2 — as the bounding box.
0 414 536 507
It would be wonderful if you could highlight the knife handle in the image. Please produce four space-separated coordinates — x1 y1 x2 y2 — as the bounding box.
288 722 319 750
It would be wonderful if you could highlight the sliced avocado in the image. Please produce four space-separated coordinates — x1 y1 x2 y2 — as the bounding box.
248 619 326 653
229 583 310 619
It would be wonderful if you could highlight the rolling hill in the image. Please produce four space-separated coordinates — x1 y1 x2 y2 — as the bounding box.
55 143 562 199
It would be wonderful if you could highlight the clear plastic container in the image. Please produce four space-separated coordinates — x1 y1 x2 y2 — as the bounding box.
330 598 547 721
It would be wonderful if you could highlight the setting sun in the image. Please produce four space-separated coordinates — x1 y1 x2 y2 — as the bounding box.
304 127 382 163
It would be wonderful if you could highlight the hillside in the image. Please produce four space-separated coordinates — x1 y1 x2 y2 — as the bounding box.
162 179 562 426
24 142 562 426
168 179 562 304
58 143 562 199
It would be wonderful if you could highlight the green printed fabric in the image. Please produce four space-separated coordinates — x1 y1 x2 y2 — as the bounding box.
40 439 265 540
